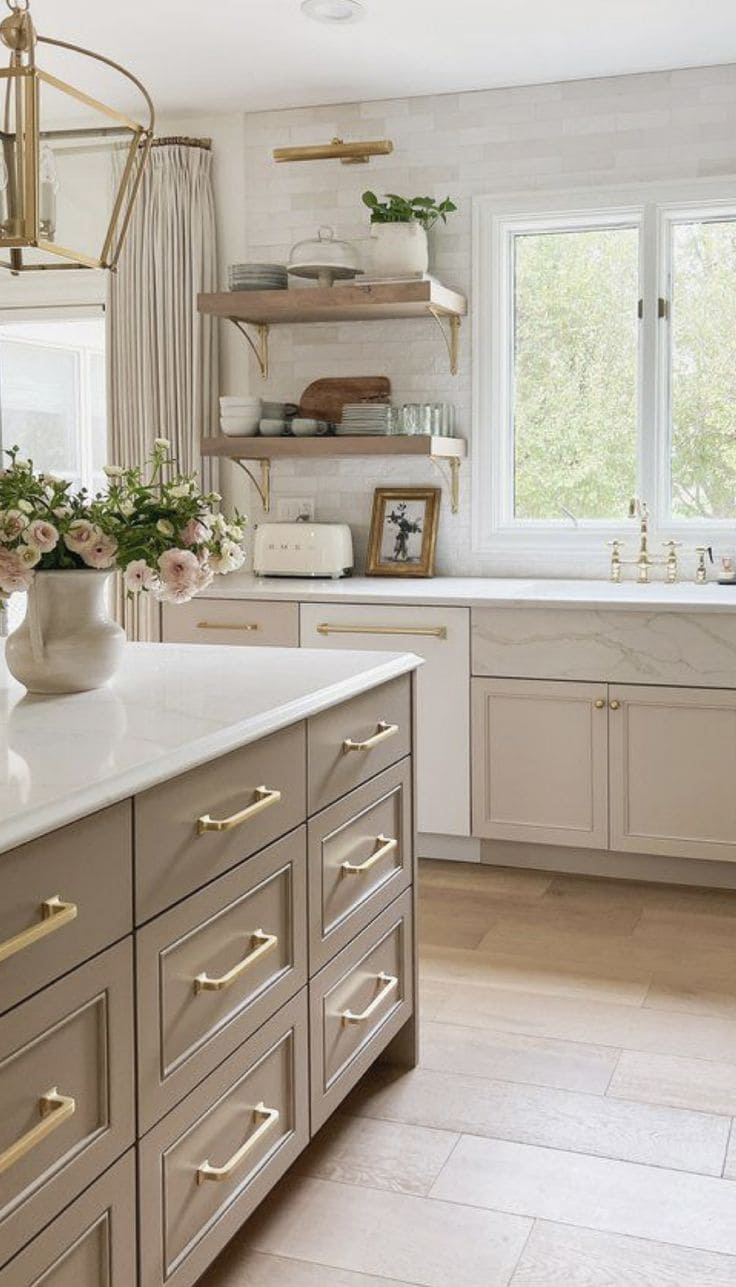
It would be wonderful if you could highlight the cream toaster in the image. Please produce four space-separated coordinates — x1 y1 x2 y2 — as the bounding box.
253 521 354 578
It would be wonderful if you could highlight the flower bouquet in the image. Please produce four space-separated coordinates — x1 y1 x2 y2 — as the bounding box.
0 439 247 694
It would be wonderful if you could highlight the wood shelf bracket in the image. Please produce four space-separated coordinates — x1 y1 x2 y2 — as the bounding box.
233 458 271 512
428 307 461 375
431 456 461 513
229 319 270 379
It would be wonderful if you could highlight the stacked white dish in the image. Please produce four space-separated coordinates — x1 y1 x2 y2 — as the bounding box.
220 395 261 436
228 263 287 291
337 402 393 435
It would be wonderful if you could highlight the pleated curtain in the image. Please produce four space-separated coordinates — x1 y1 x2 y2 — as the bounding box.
108 139 218 641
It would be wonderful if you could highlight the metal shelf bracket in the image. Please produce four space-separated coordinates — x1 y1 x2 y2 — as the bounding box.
431 456 461 513
229 319 270 379
233 458 271 512
427 307 461 375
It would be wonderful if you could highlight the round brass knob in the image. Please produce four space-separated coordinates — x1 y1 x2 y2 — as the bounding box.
594 699 605 709
609 700 621 710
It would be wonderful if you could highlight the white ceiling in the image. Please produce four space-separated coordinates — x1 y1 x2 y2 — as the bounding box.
25 0 736 118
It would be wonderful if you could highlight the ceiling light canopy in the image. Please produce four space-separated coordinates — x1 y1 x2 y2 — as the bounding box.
301 0 365 24
0 0 154 274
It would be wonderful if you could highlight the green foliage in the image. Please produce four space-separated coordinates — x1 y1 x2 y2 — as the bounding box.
513 227 639 521
361 191 457 231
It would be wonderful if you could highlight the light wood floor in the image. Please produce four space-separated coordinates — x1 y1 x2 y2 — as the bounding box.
201 860 736 1286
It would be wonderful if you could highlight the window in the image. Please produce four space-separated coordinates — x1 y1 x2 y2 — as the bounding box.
473 183 736 553
0 311 107 494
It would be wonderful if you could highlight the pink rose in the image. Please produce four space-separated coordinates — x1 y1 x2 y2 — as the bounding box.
24 519 59 553
81 533 118 569
179 518 208 547
124 559 158 593
156 547 210 604
64 518 101 555
0 547 34 594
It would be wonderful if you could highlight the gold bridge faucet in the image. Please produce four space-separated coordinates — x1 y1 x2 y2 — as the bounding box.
609 498 680 584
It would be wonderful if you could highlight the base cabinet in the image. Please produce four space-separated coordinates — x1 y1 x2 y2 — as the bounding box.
471 678 608 849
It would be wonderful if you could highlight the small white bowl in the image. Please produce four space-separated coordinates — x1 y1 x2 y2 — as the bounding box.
220 413 260 437
220 396 261 410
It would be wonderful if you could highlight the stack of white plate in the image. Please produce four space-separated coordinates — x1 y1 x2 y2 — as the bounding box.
228 263 287 291
337 403 393 435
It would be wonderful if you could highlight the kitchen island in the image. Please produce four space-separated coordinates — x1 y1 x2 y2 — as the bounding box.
0 642 420 1287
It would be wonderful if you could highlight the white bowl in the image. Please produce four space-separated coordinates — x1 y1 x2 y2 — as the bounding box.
220 413 260 437
220 395 261 408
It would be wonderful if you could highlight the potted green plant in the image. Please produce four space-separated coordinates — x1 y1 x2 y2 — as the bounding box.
361 192 457 278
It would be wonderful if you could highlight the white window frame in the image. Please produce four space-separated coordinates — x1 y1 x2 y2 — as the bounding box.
472 179 736 557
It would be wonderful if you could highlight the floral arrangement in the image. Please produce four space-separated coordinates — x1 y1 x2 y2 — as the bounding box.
0 439 246 604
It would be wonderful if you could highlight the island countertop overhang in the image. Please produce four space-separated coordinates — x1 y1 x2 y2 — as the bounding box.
0 641 422 855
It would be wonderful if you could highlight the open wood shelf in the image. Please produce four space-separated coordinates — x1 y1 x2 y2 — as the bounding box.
201 434 466 460
197 279 466 325
201 434 467 514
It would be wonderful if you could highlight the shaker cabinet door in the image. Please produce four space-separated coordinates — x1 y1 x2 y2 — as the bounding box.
609 685 736 862
472 678 608 849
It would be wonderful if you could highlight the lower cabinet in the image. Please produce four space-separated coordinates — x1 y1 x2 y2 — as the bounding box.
1 1151 136 1287
609 685 736 862
139 991 309 1287
471 678 609 849
472 677 736 863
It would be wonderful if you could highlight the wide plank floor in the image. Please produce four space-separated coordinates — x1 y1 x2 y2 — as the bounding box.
200 860 736 1287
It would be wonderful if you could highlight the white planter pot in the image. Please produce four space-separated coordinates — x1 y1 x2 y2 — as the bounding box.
370 221 429 277
5 569 126 694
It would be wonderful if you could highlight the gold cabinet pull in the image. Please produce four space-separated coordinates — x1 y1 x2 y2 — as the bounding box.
317 623 447 640
343 722 399 754
341 835 398 876
196 1102 279 1185
609 700 621 710
341 972 398 1025
194 930 278 994
0 1088 76 1175
0 896 78 966
197 786 281 835
197 621 260 632
594 699 606 710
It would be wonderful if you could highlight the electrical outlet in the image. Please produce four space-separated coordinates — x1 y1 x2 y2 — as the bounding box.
276 497 315 522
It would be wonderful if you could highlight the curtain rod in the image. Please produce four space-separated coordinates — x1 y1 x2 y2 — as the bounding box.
150 136 212 151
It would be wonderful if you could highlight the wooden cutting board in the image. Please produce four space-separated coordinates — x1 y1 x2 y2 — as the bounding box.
299 376 391 424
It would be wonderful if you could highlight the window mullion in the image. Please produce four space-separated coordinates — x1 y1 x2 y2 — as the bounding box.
639 202 659 528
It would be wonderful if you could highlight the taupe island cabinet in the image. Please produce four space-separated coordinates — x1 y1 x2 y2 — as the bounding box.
0 642 420 1287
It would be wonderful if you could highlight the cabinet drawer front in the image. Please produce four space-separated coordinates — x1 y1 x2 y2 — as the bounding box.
0 803 132 1016
135 722 307 922
307 676 411 814
162 600 299 648
137 829 308 1131
0 941 135 1269
139 991 309 1287
1 1150 136 1287
309 890 413 1133
308 761 413 973
301 603 470 837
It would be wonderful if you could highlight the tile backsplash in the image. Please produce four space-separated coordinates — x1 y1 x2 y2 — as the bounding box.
208 65 736 576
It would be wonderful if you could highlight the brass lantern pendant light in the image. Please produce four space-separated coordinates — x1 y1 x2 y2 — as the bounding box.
0 0 154 273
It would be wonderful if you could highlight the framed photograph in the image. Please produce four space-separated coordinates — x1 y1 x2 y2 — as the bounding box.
366 486 441 577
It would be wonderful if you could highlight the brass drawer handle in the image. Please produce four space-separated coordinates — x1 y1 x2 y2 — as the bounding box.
197 786 282 835
341 835 398 876
341 972 399 1025
194 930 278 994
317 623 447 640
0 896 78 966
343 722 399 754
196 1102 280 1185
0 1088 76 1175
197 621 260 632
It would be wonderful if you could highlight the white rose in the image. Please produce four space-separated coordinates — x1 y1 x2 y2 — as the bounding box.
154 437 171 449
17 499 33 514
168 483 190 498
104 465 125 479
210 540 245 575
156 518 175 537
18 543 41 568
119 499 135 517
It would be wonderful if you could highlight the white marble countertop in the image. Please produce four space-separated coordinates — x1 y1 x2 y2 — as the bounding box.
0 642 421 856
200 574 736 613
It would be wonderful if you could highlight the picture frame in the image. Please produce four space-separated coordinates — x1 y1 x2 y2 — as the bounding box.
366 486 441 577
